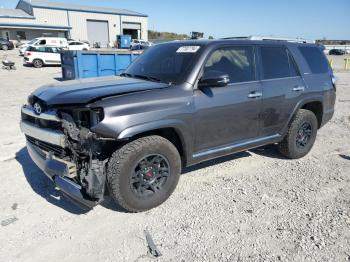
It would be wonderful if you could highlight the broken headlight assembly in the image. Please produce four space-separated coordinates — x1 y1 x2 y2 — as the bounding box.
59 107 104 129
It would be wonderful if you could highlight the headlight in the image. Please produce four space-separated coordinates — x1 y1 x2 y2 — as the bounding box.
59 107 104 129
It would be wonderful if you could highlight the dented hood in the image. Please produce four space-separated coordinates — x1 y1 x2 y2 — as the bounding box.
31 76 169 105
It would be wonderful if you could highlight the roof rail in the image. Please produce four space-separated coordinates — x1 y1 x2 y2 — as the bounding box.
222 36 315 44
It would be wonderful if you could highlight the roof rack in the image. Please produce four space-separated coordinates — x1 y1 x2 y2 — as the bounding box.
222 36 315 44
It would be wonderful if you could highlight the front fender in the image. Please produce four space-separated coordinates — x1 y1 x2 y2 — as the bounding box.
118 119 193 163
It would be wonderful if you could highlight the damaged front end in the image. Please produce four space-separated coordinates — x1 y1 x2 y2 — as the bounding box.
20 102 115 209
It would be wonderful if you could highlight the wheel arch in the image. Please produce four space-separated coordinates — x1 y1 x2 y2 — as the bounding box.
300 101 323 128
117 120 192 167
281 96 324 135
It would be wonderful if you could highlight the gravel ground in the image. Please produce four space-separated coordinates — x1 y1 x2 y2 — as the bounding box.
0 50 349 262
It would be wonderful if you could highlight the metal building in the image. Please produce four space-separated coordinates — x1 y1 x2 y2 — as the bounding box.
0 0 148 47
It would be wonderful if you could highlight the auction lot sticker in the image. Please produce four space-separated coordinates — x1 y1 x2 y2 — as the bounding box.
177 46 201 53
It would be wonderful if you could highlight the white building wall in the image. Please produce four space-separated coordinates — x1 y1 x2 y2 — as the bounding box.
32 8 69 26
121 15 148 40
0 6 148 42
0 8 68 26
67 11 121 43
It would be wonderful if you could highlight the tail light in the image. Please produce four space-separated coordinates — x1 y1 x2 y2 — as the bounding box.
331 75 337 92
25 52 32 56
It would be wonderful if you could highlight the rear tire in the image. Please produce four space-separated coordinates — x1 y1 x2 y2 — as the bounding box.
33 59 43 68
278 109 318 159
107 135 181 212
1 45 8 51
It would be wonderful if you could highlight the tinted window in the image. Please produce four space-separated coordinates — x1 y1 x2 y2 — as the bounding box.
31 47 46 52
204 46 255 83
125 43 203 84
298 46 329 74
261 47 290 79
45 47 53 53
51 47 61 53
37 47 46 52
288 52 300 77
38 40 46 45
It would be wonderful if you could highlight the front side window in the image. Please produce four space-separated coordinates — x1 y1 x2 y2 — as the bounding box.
38 40 46 45
204 46 255 83
260 46 291 80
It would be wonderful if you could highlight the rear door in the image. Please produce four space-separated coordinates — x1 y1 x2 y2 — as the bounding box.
194 45 262 152
297 45 335 117
258 45 305 137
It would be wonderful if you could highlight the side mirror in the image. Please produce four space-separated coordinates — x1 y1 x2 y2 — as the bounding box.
198 70 230 88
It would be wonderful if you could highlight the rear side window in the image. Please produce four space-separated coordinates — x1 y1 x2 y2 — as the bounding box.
260 47 290 79
298 46 329 74
204 46 255 83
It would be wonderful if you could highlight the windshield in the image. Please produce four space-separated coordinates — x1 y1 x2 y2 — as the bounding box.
124 43 203 84
27 38 38 45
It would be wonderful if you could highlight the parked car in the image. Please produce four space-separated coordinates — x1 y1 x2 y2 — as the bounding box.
130 39 152 49
130 43 150 54
24 46 62 68
0 38 15 51
329 49 346 55
68 41 90 51
19 37 68 55
20 38 336 212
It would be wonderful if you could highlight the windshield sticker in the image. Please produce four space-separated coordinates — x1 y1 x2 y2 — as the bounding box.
176 46 201 53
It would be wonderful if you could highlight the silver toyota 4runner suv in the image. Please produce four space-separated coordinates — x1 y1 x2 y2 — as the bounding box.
20 37 336 212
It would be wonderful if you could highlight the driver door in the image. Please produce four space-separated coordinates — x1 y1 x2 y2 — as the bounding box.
193 45 262 153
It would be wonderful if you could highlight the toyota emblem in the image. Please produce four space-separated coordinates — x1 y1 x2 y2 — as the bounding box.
33 103 42 115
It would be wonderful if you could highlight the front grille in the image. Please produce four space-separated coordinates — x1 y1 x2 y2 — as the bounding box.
26 135 68 158
21 113 62 131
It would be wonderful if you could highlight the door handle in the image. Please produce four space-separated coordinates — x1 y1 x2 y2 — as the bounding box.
248 92 262 98
292 86 305 92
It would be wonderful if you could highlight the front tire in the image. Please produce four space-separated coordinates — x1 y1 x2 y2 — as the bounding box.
278 109 318 159
107 135 181 212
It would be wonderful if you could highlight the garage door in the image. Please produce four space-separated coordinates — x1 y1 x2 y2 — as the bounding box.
122 22 141 30
87 20 109 47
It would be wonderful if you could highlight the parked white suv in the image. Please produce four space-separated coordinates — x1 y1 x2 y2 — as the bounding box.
19 37 68 55
24 46 62 68
67 41 90 51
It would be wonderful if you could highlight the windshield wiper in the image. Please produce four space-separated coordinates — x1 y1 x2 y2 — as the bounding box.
133 74 162 83
120 73 163 84
120 73 133 78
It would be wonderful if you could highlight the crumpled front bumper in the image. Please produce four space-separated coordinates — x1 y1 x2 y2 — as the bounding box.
26 139 98 209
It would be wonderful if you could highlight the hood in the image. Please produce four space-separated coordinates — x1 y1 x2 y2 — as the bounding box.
31 76 169 105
